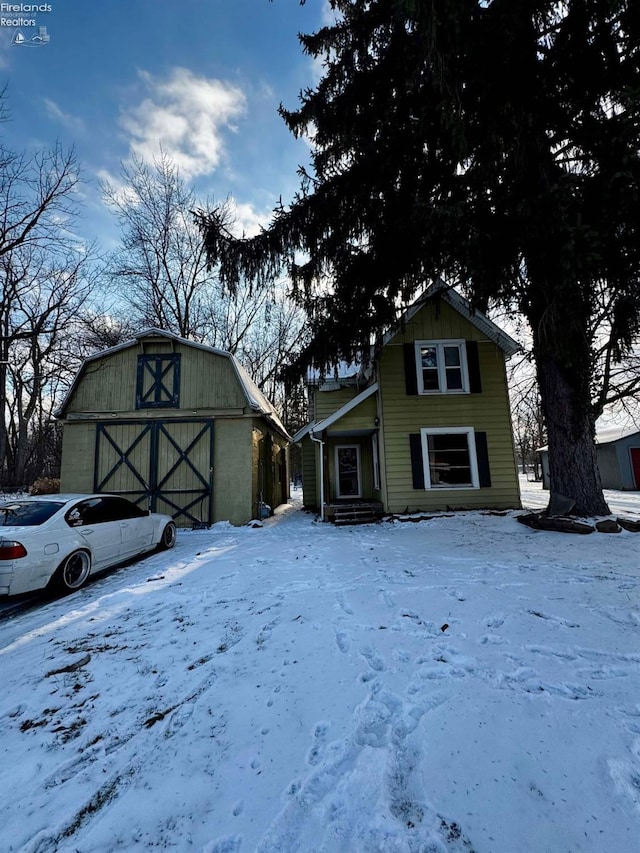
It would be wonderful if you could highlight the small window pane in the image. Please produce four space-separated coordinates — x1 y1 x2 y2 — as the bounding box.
446 368 463 390
444 346 461 366
422 368 440 391
420 347 438 368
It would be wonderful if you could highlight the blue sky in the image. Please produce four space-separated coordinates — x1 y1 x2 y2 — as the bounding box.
1 0 328 247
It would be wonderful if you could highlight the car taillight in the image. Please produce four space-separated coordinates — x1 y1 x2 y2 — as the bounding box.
0 541 27 559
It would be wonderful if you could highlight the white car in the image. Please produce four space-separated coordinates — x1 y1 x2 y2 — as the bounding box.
0 494 176 597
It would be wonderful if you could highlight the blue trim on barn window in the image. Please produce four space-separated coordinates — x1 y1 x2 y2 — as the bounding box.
136 354 181 409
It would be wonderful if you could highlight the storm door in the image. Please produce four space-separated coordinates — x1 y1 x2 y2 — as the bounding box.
335 444 362 498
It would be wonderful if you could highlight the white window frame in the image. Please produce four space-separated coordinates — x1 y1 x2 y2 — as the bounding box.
414 339 470 395
335 444 362 498
420 426 480 490
372 432 381 491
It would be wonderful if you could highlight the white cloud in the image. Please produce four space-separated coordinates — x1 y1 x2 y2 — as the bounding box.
321 0 339 25
43 98 85 133
228 199 273 238
119 68 246 180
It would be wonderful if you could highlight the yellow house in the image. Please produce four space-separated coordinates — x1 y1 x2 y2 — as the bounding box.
295 283 521 522
55 330 290 527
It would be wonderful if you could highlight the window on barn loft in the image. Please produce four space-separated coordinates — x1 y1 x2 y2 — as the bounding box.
136 354 181 409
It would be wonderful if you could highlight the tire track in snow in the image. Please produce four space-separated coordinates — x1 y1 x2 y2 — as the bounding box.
9 599 247 852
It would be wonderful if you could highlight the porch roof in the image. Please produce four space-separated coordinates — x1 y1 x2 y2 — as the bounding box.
312 383 379 435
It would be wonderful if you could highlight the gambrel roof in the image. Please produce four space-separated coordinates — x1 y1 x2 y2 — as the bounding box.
55 328 290 439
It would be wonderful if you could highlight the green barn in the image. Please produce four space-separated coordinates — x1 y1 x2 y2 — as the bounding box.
55 329 290 526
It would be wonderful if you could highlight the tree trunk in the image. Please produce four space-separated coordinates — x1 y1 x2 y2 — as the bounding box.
536 350 610 516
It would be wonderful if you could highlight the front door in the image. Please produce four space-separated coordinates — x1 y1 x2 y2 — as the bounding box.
335 445 361 498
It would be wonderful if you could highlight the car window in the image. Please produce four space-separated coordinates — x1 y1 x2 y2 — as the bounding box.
65 496 148 527
0 501 65 526
65 498 107 527
102 497 148 521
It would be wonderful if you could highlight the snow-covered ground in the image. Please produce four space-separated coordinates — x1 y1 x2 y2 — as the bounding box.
2 481 640 852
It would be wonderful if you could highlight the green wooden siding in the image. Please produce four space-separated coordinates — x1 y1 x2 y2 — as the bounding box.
379 301 520 512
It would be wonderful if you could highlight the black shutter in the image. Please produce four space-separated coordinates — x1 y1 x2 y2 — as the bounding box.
404 344 418 395
475 431 491 487
409 433 425 489
466 341 482 393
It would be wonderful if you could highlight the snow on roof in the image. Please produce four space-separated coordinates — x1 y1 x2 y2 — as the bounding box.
230 356 290 438
306 361 362 385
538 424 640 452
594 425 640 444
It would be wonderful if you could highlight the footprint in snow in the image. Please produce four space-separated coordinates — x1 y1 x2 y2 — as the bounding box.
359 644 385 672
202 834 242 853
379 589 395 608
335 592 354 615
479 634 508 645
307 721 329 766
609 748 640 814
334 630 350 653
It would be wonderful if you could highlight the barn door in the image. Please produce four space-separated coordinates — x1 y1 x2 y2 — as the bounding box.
95 420 214 526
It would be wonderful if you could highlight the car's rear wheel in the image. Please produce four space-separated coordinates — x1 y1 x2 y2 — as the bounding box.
51 550 91 593
159 522 177 550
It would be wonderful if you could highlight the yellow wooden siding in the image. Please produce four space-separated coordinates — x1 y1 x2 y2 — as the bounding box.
395 298 486 343
59 422 95 493
153 422 213 524
325 393 377 433
314 386 360 421
213 418 253 524
379 301 520 511
94 423 152 495
66 341 246 415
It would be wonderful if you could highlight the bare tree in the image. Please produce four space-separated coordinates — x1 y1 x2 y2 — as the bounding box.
0 105 99 488
0 243 97 487
103 152 307 408
101 152 228 340
509 356 546 481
